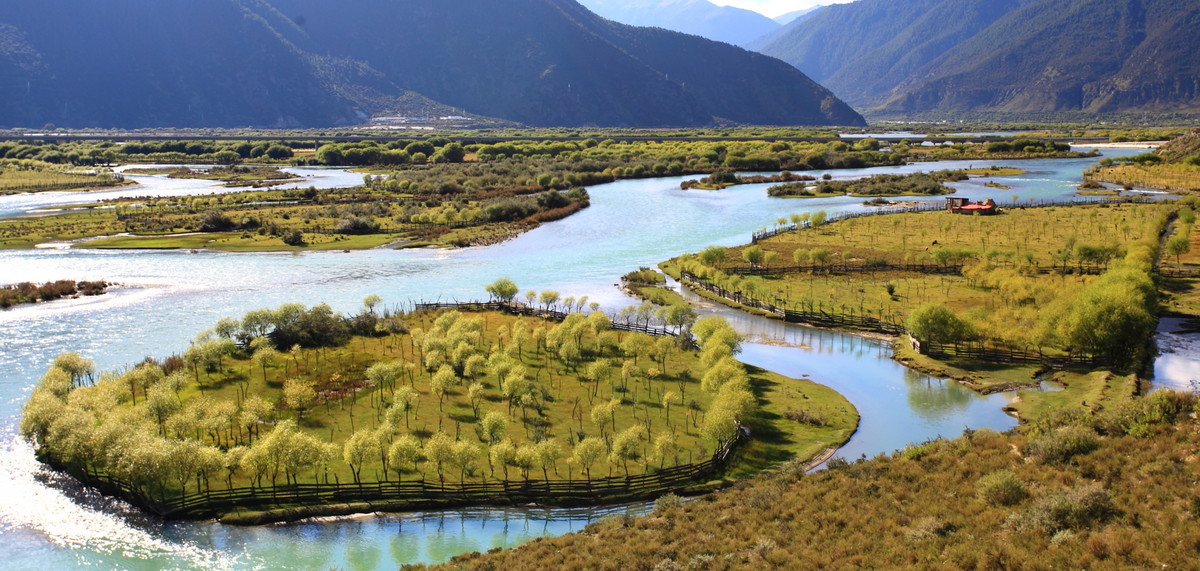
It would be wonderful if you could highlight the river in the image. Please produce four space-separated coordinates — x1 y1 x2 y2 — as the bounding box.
0 148 1163 569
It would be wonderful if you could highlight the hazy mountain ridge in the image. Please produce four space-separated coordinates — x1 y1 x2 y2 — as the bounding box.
759 0 1200 117
0 0 863 129
579 0 780 47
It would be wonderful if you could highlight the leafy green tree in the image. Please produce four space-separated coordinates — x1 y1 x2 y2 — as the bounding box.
700 246 727 266
573 437 607 480
388 435 422 480
535 439 565 478
490 439 517 479
424 432 455 483
1167 235 1191 265
742 245 765 268
283 378 317 419
480 411 508 445
343 429 375 484
906 304 976 344
610 426 643 476
485 278 519 303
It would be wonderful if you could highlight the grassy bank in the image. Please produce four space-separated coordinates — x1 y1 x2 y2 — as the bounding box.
431 391 1199 570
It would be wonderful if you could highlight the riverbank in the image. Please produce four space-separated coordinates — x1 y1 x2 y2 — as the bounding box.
660 196 1174 423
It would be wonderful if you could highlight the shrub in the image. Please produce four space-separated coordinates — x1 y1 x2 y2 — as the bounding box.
1007 484 1114 533
1022 425 1099 463
282 230 306 246
976 470 1028 506
653 493 683 514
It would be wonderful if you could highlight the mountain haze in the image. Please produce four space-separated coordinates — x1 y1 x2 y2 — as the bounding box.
579 0 781 47
759 0 1200 117
0 0 863 129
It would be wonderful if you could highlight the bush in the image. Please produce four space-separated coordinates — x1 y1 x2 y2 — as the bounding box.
282 230 306 246
782 409 826 426
653 493 683 514
1007 484 1114 533
976 470 1028 506
1022 425 1099 463
197 210 235 232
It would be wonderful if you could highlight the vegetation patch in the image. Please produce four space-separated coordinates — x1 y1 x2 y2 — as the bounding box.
20 286 855 520
0 280 109 308
768 170 967 198
428 391 1200 570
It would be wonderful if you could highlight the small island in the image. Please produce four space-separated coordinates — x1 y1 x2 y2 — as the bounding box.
20 282 856 524
1 280 109 309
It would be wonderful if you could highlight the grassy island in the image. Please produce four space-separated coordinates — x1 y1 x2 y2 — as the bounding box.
0 159 131 195
767 170 968 198
664 198 1181 419
20 287 856 522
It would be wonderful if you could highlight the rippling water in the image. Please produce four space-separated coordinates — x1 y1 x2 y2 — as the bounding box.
0 149 1150 568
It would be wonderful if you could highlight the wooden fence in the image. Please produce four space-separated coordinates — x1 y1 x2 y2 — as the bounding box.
722 261 1109 277
413 300 682 338
59 430 746 520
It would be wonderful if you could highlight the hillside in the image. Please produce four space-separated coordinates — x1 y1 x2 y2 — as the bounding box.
432 391 1200 570
0 0 863 129
579 0 780 47
758 0 1200 118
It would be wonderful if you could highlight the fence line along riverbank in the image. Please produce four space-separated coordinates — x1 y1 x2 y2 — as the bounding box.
51 430 747 523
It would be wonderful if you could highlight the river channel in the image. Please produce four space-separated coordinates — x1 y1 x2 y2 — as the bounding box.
0 148 1168 569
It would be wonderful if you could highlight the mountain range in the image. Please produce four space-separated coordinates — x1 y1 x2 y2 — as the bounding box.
0 0 864 129
758 0 1200 118
578 0 780 48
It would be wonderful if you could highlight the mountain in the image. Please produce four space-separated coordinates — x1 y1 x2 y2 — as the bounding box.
0 0 864 129
578 0 780 47
758 0 1200 118
773 6 824 25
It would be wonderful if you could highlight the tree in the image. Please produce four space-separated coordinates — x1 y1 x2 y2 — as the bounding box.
742 245 764 268
362 294 383 315
572 437 607 480
490 439 517 479
424 432 455 483
700 246 727 266
906 304 976 345
485 278 519 303
535 439 565 478
451 440 479 482
514 444 539 479
480 411 508 445
809 247 833 267
431 365 457 411
388 435 422 480
52 352 94 388
538 291 560 312
1167 235 1191 265
653 432 678 468
388 387 419 428
283 378 317 419
810 210 828 227
343 429 374 484
610 426 643 476
252 346 278 384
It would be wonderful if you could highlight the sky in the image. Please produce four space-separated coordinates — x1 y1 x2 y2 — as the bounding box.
711 0 856 18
